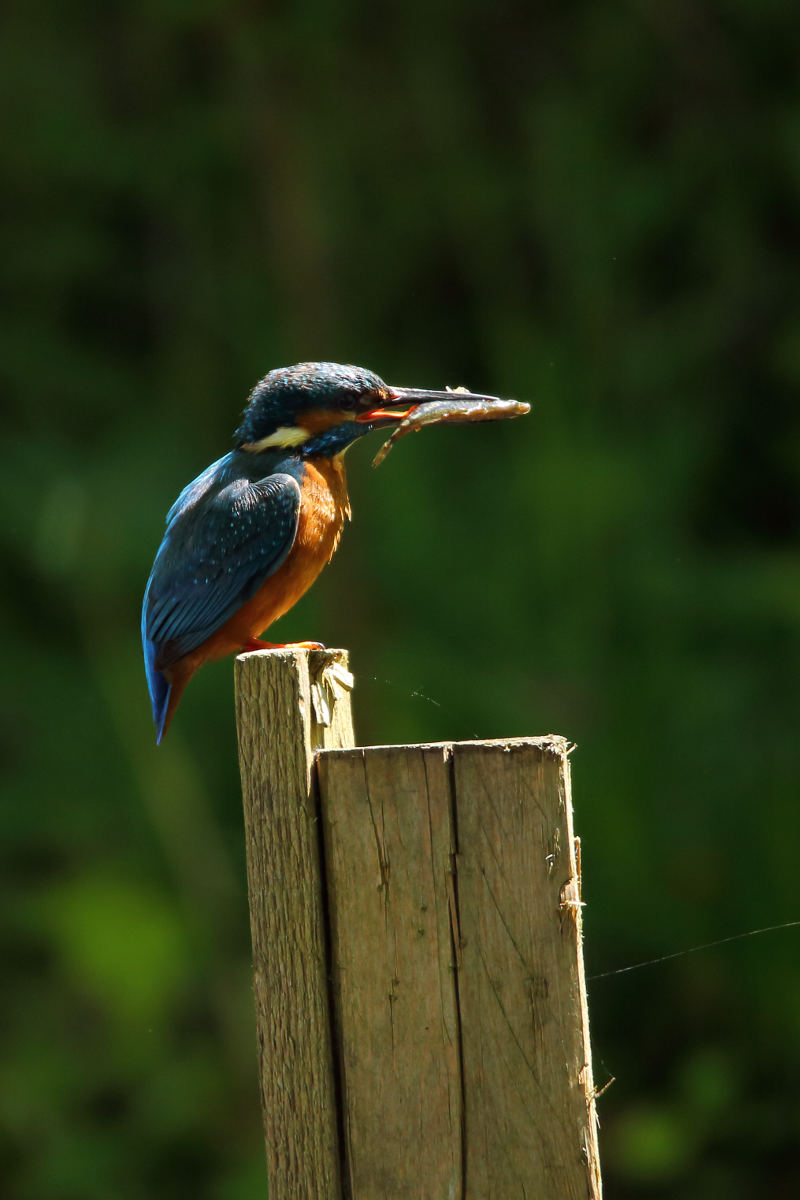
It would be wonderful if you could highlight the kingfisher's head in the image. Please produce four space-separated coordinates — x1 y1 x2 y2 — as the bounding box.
234 362 418 458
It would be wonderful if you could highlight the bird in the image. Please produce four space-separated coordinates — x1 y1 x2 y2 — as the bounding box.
142 361 500 743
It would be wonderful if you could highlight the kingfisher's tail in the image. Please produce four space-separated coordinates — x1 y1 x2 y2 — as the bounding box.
142 571 174 744
143 635 172 745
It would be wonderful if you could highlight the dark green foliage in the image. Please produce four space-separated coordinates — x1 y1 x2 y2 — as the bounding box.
2 2 799 1196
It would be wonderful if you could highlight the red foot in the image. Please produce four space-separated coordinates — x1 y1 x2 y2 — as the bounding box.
243 638 325 652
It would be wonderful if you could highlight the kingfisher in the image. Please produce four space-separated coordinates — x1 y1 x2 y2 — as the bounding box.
142 361 504 743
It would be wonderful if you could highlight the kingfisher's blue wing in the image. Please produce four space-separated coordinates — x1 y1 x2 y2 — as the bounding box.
142 461 301 741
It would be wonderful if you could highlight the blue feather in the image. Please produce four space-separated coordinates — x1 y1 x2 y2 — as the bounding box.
141 579 172 744
141 451 302 742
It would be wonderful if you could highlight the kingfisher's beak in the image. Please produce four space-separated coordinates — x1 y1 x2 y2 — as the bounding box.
354 385 503 424
354 391 416 424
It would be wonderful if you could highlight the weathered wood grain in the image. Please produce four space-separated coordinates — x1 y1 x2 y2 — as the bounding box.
236 657 601 1199
316 735 600 1199
317 744 462 1200
453 737 601 1199
234 648 355 1199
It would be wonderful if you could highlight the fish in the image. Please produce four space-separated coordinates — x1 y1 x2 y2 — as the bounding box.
372 386 531 467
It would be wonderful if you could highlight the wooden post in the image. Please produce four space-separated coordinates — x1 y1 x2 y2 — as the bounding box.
236 652 602 1199
234 648 356 1198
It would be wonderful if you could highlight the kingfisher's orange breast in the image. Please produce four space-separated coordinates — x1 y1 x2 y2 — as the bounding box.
177 456 350 673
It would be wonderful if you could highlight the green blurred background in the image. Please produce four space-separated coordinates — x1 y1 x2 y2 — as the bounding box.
3 2 799 1196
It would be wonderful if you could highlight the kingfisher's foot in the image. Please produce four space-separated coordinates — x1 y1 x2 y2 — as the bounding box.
244 638 326 652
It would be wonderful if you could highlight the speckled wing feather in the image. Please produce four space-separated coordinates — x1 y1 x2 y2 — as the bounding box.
143 466 301 671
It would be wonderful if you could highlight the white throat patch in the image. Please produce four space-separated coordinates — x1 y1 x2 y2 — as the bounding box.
242 426 310 452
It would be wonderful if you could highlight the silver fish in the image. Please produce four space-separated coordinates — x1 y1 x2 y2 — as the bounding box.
373 387 530 467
